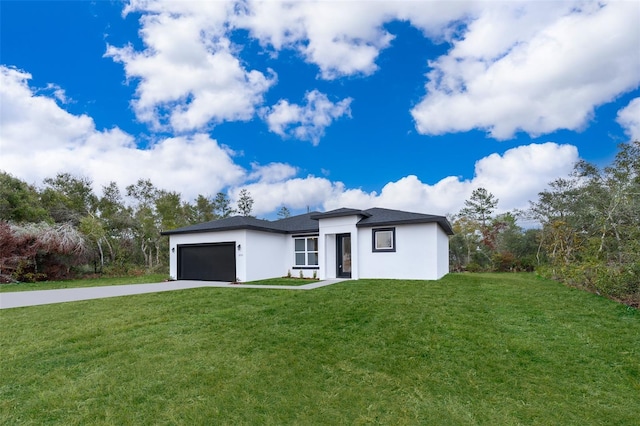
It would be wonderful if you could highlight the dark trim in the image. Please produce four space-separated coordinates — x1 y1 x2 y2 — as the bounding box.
293 235 319 268
357 217 454 235
162 224 287 236
291 233 319 238
310 209 371 220
285 228 319 234
292 266 320 270
372 227 396 252
336 233 352 278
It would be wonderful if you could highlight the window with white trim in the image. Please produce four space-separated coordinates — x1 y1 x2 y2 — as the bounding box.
294 236 319 266
372 228 395 252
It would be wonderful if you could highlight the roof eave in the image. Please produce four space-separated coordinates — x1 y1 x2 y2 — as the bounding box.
162 224 287 235
357 218 454 235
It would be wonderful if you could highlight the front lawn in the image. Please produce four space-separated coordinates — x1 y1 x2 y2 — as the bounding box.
0 274 169 293
1 273 638 424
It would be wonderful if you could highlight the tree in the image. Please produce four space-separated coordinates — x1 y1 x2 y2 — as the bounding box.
527 177 584 269
527 141 640 305
460 187 498 229
454 187 499 270
0 172 50 223
212 192 234 218
448 215 481 271
237 189 254 217
126 179 161 269
491 212 539 271
277 205 291 219
193 194 216 222
96 181 134 268
41 173 97 224
79 214 107 272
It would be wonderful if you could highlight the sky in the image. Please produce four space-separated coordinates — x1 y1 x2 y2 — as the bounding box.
1 0 639 220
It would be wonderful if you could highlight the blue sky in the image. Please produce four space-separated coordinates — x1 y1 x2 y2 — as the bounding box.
1 0 639 219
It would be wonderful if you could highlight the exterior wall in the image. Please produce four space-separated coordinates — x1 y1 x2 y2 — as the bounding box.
168 230 247 281
358 223 445 280
436 225 450 278
243 230 287 282
169 230 288 282
317 216 359 280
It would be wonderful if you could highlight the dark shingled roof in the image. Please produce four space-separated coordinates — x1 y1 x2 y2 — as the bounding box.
310 208 371 220
270 212 320 233
161 216 285 235
358 208 454 235
162 207 453 236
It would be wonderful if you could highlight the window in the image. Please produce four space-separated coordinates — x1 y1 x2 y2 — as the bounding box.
372 228 395 252
294 236 319 266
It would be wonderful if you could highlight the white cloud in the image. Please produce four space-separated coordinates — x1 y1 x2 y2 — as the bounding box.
0 64 581 218
105 1 640 140
43 83 70 104
617 97 640 142
411 1 640 139
106 0 275 132
0 65 245 200
247 162 298 183
323 143 579 216
262 90 352 145
225 142 579 218
237 1 397 79
231 176 340 216
3 65 584 228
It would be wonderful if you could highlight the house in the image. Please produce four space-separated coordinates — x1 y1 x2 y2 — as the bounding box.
161 207 453 282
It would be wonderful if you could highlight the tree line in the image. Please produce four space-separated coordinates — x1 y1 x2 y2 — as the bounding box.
0 173 255 282
449 141 639 307
1 141 638 306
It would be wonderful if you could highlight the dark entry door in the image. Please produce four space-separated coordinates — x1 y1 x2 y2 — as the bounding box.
337 234 352 278
177 243 236 281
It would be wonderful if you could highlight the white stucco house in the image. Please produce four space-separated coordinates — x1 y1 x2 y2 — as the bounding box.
161 207 453 282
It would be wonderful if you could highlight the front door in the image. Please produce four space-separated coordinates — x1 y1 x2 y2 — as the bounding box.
337 233 352 278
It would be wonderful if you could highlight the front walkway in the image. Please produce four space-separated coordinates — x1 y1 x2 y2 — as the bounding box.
0 279 347 310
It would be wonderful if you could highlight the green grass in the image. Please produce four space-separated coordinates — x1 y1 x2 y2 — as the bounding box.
0 274 169 293
1 273 639 424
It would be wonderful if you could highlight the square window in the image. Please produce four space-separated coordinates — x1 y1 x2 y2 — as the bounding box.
373 228 395 252
293 236 319 267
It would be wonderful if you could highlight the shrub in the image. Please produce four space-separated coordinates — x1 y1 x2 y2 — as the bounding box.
465 262 483 273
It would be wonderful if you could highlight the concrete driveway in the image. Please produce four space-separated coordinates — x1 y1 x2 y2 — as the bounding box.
0 279 346 309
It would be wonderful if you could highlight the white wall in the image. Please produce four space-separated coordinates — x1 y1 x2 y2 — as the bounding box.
244 231 287 282
168 230 246 281
436 225 450 278
318 216 359 280
322 234 336 280
358 223 446 280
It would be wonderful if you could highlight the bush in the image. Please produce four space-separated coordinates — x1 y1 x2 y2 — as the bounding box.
465 262 484 273
492 252 517 272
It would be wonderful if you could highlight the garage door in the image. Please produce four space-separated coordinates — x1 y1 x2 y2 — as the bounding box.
177 243 236 281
